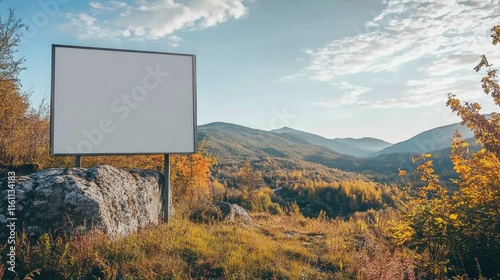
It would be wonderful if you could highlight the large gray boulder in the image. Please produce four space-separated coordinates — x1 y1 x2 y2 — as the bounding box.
0 165 163 238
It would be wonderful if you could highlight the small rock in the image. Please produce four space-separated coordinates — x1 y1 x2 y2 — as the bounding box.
213 201 254 225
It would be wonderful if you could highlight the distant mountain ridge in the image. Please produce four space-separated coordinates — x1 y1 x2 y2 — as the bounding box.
198 122 347 163
370 122 474 157
197 121 471 186
271 127 392 157
197 122 370 188
200 122 474 159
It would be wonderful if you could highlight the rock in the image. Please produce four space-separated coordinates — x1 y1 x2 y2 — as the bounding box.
0 165 163 239
213 201 254 225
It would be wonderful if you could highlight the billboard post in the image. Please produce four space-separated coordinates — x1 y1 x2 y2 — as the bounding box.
163 154 172 222
75 155 82 168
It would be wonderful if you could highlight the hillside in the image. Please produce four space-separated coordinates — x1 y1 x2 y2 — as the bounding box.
370 122 474 157
198 123 466 188
200 122 343 162
321 141 479 187
272 127 391 157
198 123 399 219
198 122 370 188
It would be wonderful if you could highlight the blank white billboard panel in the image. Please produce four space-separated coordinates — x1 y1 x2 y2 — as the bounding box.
51 45 196 155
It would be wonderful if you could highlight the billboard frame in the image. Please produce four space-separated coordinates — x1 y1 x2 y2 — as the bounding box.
50 44 198 156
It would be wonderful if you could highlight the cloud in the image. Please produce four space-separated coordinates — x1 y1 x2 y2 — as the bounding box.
278 73 306 82
313 82 371 108
303 0 500 109
63 0 248 42
417 54 487 76
168 35 182 47
305 0 499 80
89 2 104 10
370 75 484 108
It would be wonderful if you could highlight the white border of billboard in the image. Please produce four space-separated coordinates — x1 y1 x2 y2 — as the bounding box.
51 45 197 155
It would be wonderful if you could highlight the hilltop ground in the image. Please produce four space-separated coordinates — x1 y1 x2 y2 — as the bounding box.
1 209 420 280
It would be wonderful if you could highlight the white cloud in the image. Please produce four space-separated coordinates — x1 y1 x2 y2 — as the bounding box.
305 0 499 80
278 73 306 82
89 2 104 10
168 35 182 47
303 0 500 109
122 29 131 37
111 1 128 9
417 54 481 76
63 0 248 42
370 75 486 108
314 82 371 108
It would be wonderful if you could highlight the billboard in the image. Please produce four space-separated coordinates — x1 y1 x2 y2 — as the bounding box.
51 45 196 155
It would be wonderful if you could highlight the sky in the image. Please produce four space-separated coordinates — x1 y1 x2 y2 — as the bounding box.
2 0 500 143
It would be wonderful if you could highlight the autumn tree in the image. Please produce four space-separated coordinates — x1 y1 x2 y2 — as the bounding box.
0 4 36 166
170 141 217 212
238 162 264 190
393 25 500 279
448 134 500 275
392 156 453 279
446 26 500 159
0 3 26 83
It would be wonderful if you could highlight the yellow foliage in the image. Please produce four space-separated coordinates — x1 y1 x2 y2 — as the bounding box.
493 25 500 45
395 27 500 277
398 169 407 177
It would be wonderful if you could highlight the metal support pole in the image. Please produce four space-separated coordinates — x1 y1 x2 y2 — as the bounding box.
75 156 82 168
162 154 173 223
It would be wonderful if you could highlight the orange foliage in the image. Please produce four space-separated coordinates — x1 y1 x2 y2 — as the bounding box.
170 142 217 211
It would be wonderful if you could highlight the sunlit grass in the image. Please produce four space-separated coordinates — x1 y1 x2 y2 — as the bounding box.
0 210 420 279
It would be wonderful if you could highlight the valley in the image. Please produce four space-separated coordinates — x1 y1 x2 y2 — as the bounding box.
198 121 477 188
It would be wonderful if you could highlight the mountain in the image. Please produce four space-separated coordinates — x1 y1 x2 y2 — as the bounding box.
335 137 392 152
271 127 392 157
197 122 369 188
198 123 405 220
198 122 471 187
370 122 475 157
199 122 347 163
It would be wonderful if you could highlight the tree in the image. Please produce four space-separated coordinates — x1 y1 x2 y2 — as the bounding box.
0 2 26 84
0 4 32 166
238 162 264 190
392 155 453 279
449 134 500 275
446 26 500 159
393 25 500 279
170 141 217 211
445 28 500 273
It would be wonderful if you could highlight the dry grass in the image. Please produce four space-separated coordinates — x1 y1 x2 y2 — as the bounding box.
0 210 423 279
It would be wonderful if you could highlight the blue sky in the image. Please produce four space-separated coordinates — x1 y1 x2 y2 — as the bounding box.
3 0 499 143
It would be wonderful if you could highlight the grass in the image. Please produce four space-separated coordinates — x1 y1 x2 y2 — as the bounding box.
0 210 422 279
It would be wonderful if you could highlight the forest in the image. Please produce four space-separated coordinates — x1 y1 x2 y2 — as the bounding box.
1 6 500 280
